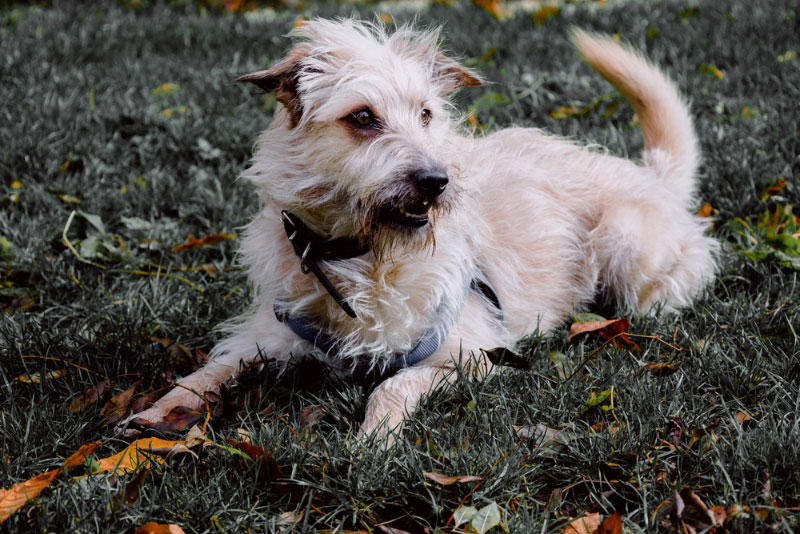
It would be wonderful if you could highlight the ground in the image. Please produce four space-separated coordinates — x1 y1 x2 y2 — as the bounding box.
0 0 798 532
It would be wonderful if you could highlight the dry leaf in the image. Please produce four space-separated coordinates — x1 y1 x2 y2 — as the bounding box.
0 470 60 524
533 5 559 24
63 441 102 471
93 437 186 474
100 382 140 424
69 380 109 413
472 0 512 21
636 361 681 377
14 369 69 383
598 511 622 534
0 441 101 524
481 347 530 369
171 233 236 252
568 317 640 353
134 523 186 534
423 472 483 485
564 512 601 534
133 406 204 434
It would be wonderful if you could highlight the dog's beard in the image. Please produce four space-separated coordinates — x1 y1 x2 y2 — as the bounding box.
350 188 453 261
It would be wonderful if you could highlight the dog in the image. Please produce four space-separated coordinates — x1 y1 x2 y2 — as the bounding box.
127 19 717 439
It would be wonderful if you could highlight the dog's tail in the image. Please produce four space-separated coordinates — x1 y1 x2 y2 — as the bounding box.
571 29 699 203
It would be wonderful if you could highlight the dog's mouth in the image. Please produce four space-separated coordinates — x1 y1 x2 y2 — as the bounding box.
381 199 431 228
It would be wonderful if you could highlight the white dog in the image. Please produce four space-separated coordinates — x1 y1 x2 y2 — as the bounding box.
129 19 717 438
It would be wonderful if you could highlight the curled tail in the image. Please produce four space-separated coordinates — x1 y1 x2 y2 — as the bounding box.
571 29 699 204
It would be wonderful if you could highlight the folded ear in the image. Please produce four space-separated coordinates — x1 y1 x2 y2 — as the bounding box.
236 45 310 126
434 53 483 93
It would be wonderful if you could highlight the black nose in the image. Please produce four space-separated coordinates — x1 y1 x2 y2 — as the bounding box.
411 168 449 198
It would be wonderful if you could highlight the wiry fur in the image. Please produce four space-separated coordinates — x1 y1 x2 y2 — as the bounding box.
127 20 718 439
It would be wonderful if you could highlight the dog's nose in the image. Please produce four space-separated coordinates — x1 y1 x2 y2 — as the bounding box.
411 168 449 198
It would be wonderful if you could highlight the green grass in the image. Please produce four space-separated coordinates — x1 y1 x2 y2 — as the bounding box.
1 0 799 532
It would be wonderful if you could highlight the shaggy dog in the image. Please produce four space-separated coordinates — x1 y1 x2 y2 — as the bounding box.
128 19 717 438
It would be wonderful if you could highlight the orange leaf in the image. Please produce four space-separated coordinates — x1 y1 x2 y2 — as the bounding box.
472 0 512 21
697 202 713 218
0 469 60 524
93 438 185 474
171 233 236 252
564 512 601 534
533 5 560 25
64 441 102 470
598 511 622 534
134 523 186 534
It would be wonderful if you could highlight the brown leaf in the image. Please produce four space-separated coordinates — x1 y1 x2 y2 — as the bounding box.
134 523 186 534
422 472 483 486
130 388 171 416
122 468 149 506
636 361 681 377
226 440 283 482
133 406 203 434
568 318 640 353
0 469 60 524
564 512 601 534
100 382 140 425
69 380 109 413
697 202 713 218
481 347 530 369
598 511 622 534
301 405 325 427
171 233 236 252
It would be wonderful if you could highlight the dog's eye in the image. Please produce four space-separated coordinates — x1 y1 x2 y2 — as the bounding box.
350 109 378 128
420 109 432 127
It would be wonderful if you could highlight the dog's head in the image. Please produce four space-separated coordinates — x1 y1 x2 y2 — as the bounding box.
238 19 481 255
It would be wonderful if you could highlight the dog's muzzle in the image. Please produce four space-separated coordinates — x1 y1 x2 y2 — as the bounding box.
381 167 449 228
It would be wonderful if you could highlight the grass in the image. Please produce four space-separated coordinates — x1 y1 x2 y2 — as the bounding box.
1 0 799 532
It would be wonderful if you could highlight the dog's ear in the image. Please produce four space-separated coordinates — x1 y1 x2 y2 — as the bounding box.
433 53 483 93
236 45 310 126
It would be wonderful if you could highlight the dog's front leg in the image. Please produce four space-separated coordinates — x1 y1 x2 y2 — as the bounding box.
360 365 453 438
122 305 299 431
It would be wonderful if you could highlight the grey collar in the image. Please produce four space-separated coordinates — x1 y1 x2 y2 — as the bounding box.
274 268 502 376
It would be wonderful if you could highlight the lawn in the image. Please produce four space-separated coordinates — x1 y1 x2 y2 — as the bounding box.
1 0 799 532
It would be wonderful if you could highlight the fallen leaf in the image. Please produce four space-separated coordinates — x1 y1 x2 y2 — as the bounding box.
100 382 140 424
453 505 478 529
0 469 60 524
481 347 529 369
564 512 601 534
533 5 559 24
697 63 725 79
423 472 483 485
636 361 681 377
69 380 110 413
301 405 325 427
552 106 580 119
63 441 102 471
568 317 640 353
0 441 101 524
14 369 69 383
133 406 203 434
93 437 186 474
598 511 622 534
171 233 237 252
697 202 713 218
471 501 502 534
134 523 186 534
472 0 512 21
